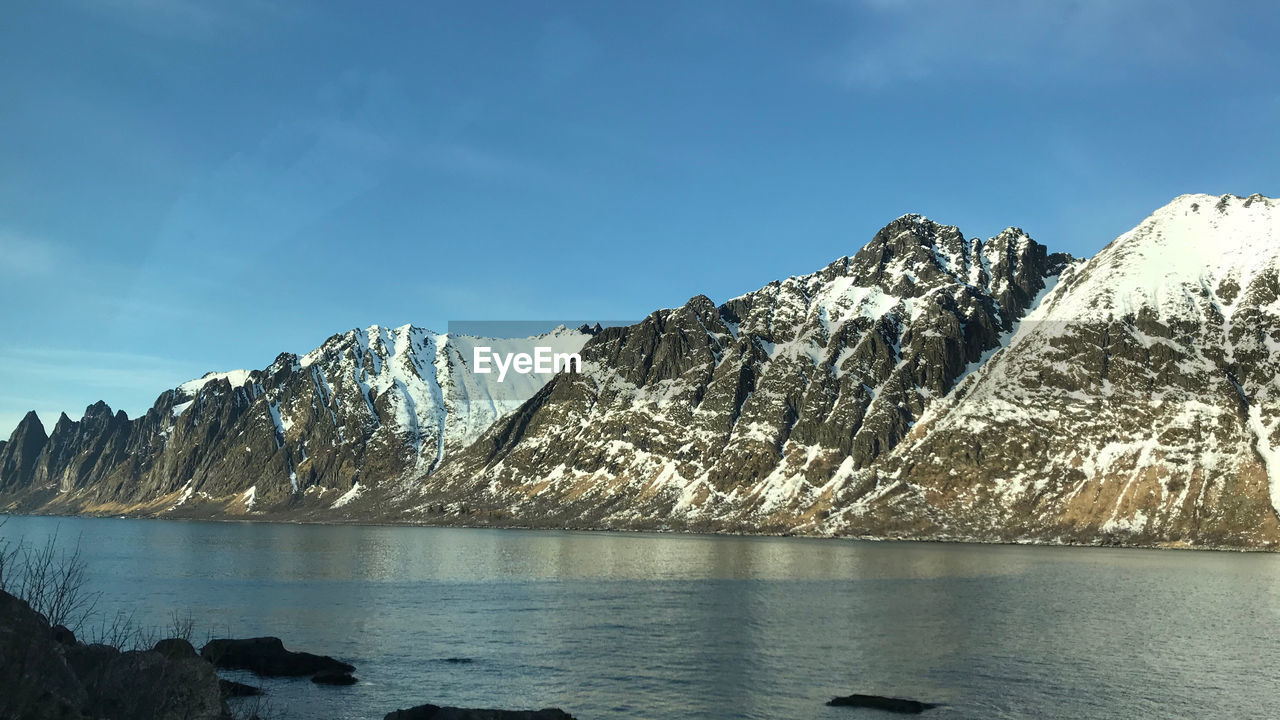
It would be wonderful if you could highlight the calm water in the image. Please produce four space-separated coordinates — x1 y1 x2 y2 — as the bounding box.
2 516 1278 720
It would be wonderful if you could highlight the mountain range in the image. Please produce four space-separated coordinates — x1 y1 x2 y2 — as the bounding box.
2 193 1278 550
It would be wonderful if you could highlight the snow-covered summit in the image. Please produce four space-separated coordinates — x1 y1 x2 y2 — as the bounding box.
878 192 1280 549
1041 193 1280 321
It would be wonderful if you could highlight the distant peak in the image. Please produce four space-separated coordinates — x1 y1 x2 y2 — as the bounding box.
883 213 953 233
85 400 113 417
993 227 1029 239
876 213 962 239
15 410 46 435
861 214 967 263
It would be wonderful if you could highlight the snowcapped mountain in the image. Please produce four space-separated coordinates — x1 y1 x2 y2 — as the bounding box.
0 324 591 515
849 193 1280 547
3 194 1280 550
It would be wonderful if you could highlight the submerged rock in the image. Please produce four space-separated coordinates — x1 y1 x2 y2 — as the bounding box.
201 637 354 677
384 705 576 720
218 679 263 698
827 693 937 714
312 670 358 685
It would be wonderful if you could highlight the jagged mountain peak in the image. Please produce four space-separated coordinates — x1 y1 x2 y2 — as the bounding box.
17 410 45 432
0 410 48 491
880 212 959 235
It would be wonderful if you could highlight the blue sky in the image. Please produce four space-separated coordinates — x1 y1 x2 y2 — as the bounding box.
2 0 1278 436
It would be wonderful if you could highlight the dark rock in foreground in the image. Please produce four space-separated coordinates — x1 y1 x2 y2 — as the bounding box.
385 704 576 720
218 679 264 698
64 643 120 679
0 590 86 719
0 589 230 720
51 623 76 645
201 636 354 677
79 648 230 720
153 637 198 660
312 670 358 685
827 694 937 714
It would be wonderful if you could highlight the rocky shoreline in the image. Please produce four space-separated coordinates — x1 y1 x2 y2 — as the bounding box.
8 506 1275 555
0 588 580 720
2 585 946 719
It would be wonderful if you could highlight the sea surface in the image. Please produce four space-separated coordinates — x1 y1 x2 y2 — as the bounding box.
2 515 1278 720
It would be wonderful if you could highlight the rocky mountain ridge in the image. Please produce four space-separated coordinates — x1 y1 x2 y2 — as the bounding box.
0 325 589 517
3 194 1279 550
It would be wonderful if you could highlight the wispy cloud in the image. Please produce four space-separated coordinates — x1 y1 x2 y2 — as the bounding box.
0 233 59 278
0 346 218 437
87 0 285 37
828 0 1241 89
0 409 63 439
0 347 207 395
148 68 558 268
0 345 220 427
416 142 557 185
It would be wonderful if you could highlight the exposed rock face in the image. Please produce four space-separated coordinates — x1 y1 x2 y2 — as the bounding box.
0 411 47 491
4 194 1280 550
0 589 229 720
418 216 1071 530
